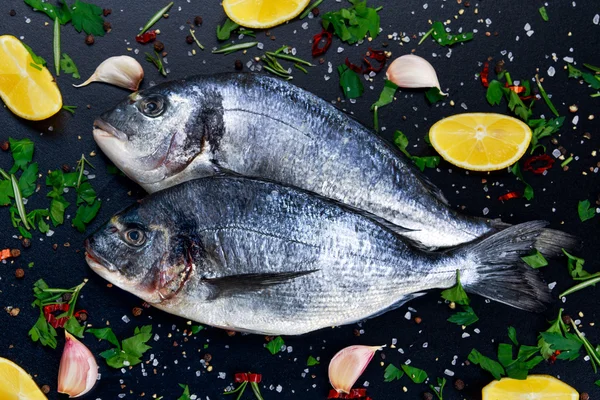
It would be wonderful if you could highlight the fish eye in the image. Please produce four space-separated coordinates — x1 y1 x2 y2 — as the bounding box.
139 95 165 117
123 228 146 247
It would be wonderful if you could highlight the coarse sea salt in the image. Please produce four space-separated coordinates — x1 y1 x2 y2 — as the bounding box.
547 66 556 77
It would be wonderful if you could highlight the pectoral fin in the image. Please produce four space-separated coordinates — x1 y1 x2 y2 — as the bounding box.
203 270 318 300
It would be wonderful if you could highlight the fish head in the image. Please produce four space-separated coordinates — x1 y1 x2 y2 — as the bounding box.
84 200 196 304
93 81 216 189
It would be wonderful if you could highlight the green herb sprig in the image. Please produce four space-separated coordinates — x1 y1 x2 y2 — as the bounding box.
145 51 167 76
88 325 153 368
321 0 381 45
393 131 440 172
139 2 173 35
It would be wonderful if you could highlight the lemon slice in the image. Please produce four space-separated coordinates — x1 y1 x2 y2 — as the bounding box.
482 375 579 400
0 35 62 121
0 357 48 400
223 0 311 29
429 112 532 171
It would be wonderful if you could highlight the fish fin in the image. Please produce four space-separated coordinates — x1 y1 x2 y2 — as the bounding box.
414 170 449 206
487 219 581 257
338 204 416 234
457 221 552 312
204 270 318 300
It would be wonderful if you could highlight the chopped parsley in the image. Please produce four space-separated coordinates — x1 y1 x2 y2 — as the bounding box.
393 131 440 172
371 80 398 129
88 325 153 368
578 200 596 222
190 325 204 335
338 64 364 99
216 18 240 41
424 87 446 104
265 336 285 355
383 363 403 382
521 250 548 269
441 270 469 305
528 116 565 154
322 0 381 45
60 53 80 79
447 305 479 326
401 364 428 383
177 384 191 400
24 0 72 24
307 355 320 366
539 6 549 21
509 162 534 201
508 326 519 346
429 377 446 400
563 249 591 280
146 51 167 77
468 348 505 380
22 42 47 67
420 21 473 47
537 309 581 361
24 0 105 35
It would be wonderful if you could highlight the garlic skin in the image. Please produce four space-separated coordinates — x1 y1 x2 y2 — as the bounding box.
386 54 447 95
74 55 144 91
58 332 98 398
328 345 382 394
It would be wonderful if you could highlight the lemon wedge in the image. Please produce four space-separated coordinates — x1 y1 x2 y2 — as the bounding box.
223 0 311 29
0 357 48 400
482 375 579 400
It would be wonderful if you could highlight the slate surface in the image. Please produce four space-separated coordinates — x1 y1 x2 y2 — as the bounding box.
1 0 599 399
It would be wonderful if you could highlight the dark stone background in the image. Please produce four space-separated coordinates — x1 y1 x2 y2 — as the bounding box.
1 0 599 398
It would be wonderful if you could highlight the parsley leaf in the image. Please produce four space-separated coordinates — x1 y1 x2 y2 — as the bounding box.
424 87 445 104
447 305 479 326
521 250 548 269
401 364 428 383
371 80 398 110
596 379 600 387
486 80 504 106
562 249 590 280
64 315 85 338
429 377 446 400
22 42 47 67
307 356 320 366
468 348 505 380
70 0 105 36
216 18 240 41
508 327 519 346
537 309 581 361
497 343 543 380
539 6 549 21
338 64 364 99
0 180 11 206
322 0 381 45
528 116 564 154
60 53 80 79
425 21 473 47
29 313 58 349
18 163 38 198
91 325 153 368
24 0 72 24
266 336 285 355
393 131 440 172
190 325 204 335
383 363 404 382
509 162 534 201
9 138 35 173
578 200 596 222
441 270 469 306
72 199 101 232
177 384 191 400
76 181 97 205
506 89 532 121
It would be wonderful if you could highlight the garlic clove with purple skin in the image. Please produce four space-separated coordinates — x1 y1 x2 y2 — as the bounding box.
386 54 447 95
73 55 144 91
328 345 383 394
58 331 98 398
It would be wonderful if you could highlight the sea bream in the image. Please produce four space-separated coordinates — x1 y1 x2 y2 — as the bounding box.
85 176 563 336
92 73 575 251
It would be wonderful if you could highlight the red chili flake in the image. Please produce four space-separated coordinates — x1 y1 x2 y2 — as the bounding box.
43 303 70 328
549 350 562 364
480 62 490 87
136 30 157 44
328 389 368 399
498 191 520 201
507 85 526 94
73 309 88 318
312 30 332 57
524 154 555 174
344 58 363 73
234 373 262 383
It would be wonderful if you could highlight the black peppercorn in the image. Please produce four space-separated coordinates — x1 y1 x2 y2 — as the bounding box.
454 379 465 390
185 35 194 44
9 9 16 16
103 8 112 16
194 16 203 26
234 60 243 70
85 34 95 45
103 21 111 32
311 7 320 16
22 238 31 248
154 41 165 53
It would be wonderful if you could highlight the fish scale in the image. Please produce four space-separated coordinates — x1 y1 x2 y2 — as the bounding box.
86 176 560 335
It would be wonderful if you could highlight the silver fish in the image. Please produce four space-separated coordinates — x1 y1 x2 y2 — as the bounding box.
85 176 559 336
93 73 575 252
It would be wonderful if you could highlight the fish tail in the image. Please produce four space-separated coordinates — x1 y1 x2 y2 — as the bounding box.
488 219 580 257
456 221 555 313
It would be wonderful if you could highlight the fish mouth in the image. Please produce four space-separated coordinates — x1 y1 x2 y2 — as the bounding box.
93 119 128 141
84 239 117 273
155 255 195 303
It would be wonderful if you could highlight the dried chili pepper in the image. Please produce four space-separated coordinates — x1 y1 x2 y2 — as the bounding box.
43 303 70 328
498 191 520 201
344 58 363 73
480 62 490 87
346 48 387 74
524 154 555 174
227 372 264 399
136 30 157 44
234 373 262 383
328 389 370 399
312 30 332 57
549 350 562 363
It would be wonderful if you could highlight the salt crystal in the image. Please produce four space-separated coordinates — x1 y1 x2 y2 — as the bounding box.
327 62 333 74
405 359 411 365
392 338 398 345
422 342 428 348
483 207 489 216
25 17 31 24
547 66 555 77
444 369 455 376
287 346 293 353
404 311 411 320
461 102 468 110
572 115 579 125
46 230 54 237
563 56 574 63
154 334 160 341
302 22 309 30
257 42 264 50
121 315 130 323
423 3 428 9
218 372 226 379
594 14 600 25
552 149 561 158
584 355 590 361
276 385 283 393
462 332 470 338
485 18 492 25
337 47 344 53
548 282 557 290
524 23 531 31
527 30 534 37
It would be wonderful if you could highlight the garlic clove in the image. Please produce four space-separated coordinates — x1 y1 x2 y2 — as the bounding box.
58 331 98 398
328 345 382 394
386 54 447 95
74 55 144 91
